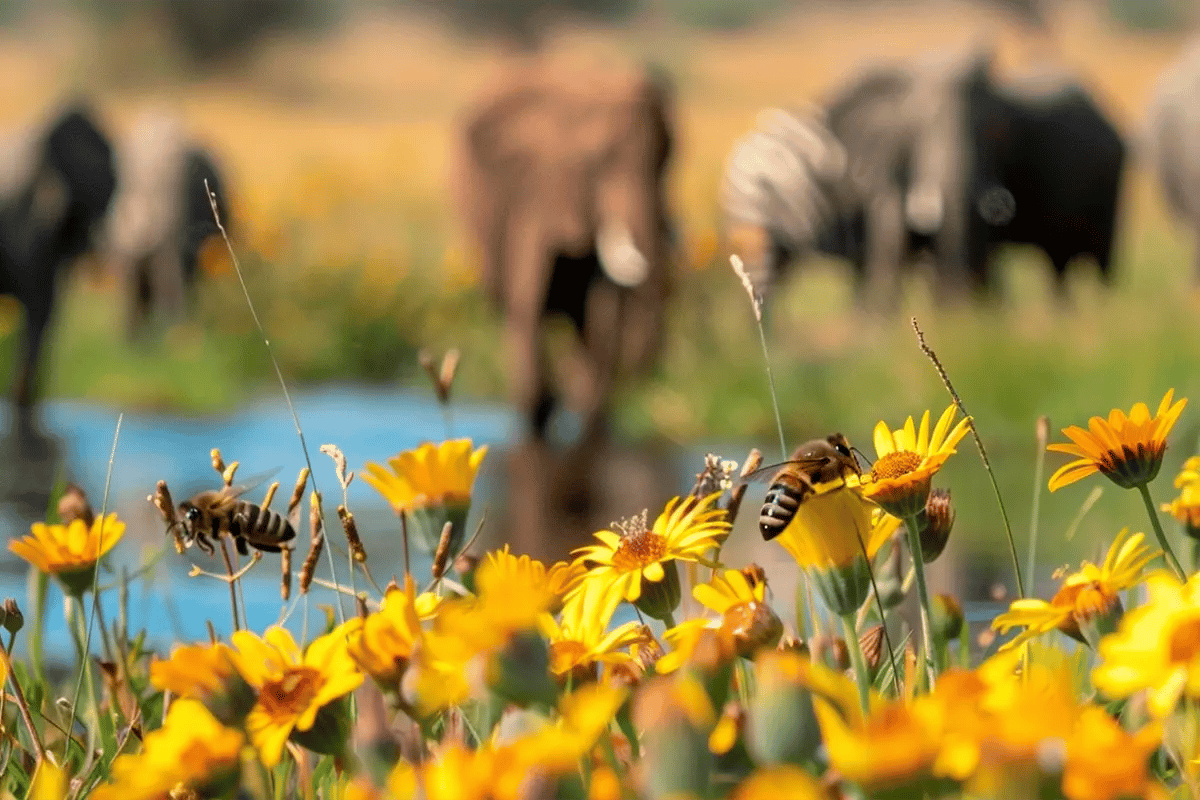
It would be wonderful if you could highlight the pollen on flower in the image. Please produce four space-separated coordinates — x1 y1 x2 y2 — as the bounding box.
1168 618 1200 663
612 531 668 571
871 450 924 481
260 668 322 720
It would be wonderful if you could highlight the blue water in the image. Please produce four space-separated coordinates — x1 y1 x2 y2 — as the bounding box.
0 387 516 662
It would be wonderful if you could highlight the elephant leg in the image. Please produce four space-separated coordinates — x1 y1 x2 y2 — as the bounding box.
506 308 552 442
127 256 153 341
574 278 623 453
863 190 905 312
151 247 186 320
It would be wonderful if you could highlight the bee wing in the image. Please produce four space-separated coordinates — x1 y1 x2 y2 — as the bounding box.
739 458 831 486
226 466 283 499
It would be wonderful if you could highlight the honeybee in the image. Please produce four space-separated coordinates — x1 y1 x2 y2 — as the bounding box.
175 484 295 557
746 433 862 541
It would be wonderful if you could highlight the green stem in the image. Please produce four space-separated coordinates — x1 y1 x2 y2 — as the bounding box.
661 611 678 629
903 515 939 684
64 594 103 764
841 613 870 714
1138 483 1186 581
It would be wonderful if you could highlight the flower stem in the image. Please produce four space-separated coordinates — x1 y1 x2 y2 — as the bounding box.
841 613 870 714
903 515 939 683
1137 483 1186 581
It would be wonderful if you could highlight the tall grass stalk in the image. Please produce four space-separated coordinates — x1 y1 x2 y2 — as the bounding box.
207 184 346 625
1026 416 1049 596
912 318 1025 599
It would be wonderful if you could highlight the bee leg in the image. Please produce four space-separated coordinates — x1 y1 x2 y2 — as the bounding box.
235 536 249 557
252 542 283 554
197 535 215 556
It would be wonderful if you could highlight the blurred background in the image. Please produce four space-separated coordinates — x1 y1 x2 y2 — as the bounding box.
0 0 1197 653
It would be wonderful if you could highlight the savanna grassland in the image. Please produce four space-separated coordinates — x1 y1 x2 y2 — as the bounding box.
1 0 1198 570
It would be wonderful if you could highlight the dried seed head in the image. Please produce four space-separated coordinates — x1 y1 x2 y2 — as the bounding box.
724 448 763 528
321 444 353 491
1036 415 1051 447
222 461 240 488
432 522 453 580
692 454 738 499
777 633 809 656
300 537 323 595
280 548 292 601
289 468 310 518
739 564 767 590
57 484 94 528
730 255 763 322
150 481 185 553
309 490 324 544
337 505 366 563
210 448 225 476
439 349 460 402
261 481 280 510
356 593 370 619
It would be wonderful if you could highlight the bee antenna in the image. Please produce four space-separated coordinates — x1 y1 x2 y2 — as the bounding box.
851 446 873 469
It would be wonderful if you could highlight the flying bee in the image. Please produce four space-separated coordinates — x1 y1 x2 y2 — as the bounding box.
744 433 862 541
173 475 296 557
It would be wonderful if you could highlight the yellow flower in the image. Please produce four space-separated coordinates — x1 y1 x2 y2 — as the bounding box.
362 438 487 514
232 624 364 767
859 405 971 517
1093 570 1200 717
991 529 1158 649
346 576 423 693
571 492 730 607
9 513 124 595
483 546 586 614
1062 706 1162 800
91 699 244 800
541 578 645 683
1162 455 1200 535
1048 389 1187 491
30 761 67 800
731 765 827 800
693 568 782 657
149 641 256 725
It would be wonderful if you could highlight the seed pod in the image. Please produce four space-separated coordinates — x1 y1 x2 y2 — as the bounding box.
150 481 184 553
222 461 240 489
1 598 23 634
338 505 366 563
280 547 292 601
288 468 310 518
301 491 325 594
210 448 225 476
431 522 453 580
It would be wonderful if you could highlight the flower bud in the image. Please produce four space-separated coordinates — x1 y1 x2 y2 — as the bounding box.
634 675 715 800
1 598 23 634
917 489 955 563
858 624 887 676
719 599 783 659
746 651 821 766
490 630 558 709
634 559 682 623
290 696 352 761
930 594 964 643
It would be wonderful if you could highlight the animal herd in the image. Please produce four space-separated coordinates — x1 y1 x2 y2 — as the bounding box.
0 101 227 429
6 39 1200 448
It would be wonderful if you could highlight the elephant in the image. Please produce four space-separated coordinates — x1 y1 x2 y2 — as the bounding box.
902 50 1127 298
453 63 675 446
0 102 116 420
1147 40 1200 284
104 110 231 339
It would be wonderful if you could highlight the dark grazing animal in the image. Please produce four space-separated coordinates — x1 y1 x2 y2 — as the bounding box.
0 103 116 418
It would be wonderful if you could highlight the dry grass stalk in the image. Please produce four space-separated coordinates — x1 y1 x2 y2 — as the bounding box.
431 522 453 580
281 547 292 601
300 490 325 594
337 505 367 563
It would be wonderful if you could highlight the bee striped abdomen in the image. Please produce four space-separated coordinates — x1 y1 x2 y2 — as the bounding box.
759 479 805 541
233 502 295 553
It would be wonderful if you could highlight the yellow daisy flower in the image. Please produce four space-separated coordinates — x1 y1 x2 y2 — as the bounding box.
1162 455 1200 536
860 405 972 518
571 492 730 620
362 438 487 514
346 576 423 696
1093 570 1200 718
731 766 828 800
1048 388 1186 492
694 568 782 657
540 578 645 684
232 624 364 767
9 513 124 596
991 529 1159 650
483 545 586 615
91 699 244 800
149 641 256 725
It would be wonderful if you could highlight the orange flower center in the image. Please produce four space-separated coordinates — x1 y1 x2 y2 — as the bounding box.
1168 618 1200 664
872 451 923 482
612 532 667 572
259 667 322 721
1071 582 1118 621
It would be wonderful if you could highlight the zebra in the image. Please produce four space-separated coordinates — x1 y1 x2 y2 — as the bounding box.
720 106 856 305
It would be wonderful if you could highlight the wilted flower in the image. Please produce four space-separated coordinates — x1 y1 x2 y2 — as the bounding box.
9 513 125 596
1048 389 1186 492
992 529 1158 650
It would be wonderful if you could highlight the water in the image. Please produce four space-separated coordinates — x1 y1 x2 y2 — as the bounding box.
0 387 516 662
